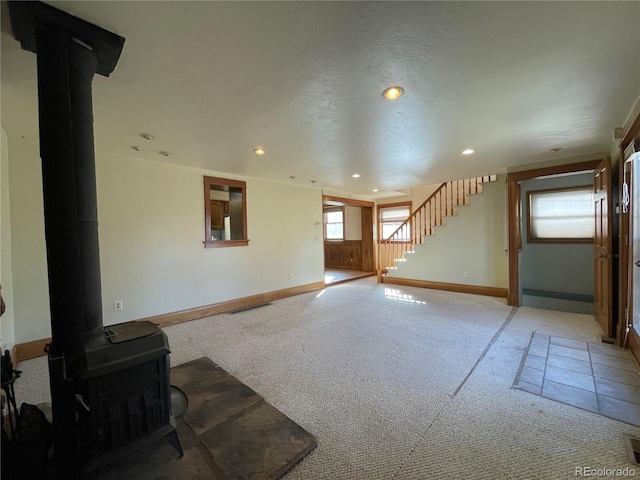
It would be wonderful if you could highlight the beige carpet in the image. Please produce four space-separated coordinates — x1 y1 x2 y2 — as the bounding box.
14 278 640 479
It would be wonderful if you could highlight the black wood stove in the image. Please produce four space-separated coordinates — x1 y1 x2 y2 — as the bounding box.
8 2 182 477
76 321 182 473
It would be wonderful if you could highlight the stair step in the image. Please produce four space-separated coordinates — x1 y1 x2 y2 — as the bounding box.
379 174 497 272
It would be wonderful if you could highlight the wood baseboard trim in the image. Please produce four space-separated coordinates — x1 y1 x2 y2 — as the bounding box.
14 281 326 361
143 281 326 328
382 277 508 298
15 337 51 362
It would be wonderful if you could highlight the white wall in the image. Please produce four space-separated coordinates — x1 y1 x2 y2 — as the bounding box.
9 144 325 343
387 176 508 288
378 184 440 210
1 127 15 350
344 205 362 240
7 138 49 345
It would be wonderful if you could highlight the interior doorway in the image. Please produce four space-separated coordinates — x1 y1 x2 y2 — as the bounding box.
506 159 616 333
322 195 376 286
621 130 640 360
631 154 640 352
519 173 599 316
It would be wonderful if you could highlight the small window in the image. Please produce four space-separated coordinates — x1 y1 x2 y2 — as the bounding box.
204 176 248 248
379 203 411 241
324 207 344 240
527 186 594 243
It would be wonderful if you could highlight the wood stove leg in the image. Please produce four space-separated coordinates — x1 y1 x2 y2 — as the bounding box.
166 429 184 458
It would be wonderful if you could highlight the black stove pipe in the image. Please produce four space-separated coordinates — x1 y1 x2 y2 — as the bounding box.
35 26 111 480
9 0 125 369
37 26 103 369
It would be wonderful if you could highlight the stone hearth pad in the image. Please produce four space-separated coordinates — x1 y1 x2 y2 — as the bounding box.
171 357 317 479
92 356 316 479
172 358 263 436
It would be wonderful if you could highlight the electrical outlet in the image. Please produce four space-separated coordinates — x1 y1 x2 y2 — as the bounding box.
113 300 123 311
289 273 294 280
463 271 469 278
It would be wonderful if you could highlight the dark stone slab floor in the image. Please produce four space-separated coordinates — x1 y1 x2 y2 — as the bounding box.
515 333 640 426
94 357 316 479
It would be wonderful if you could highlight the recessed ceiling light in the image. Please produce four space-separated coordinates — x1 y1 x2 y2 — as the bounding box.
382 86 404 100
373 188 379 192
253 148 265 155
462 149 474 155
131 146 143 152
352 173 360 178
140 133 154 140
550 147 562 152
159 151 171 157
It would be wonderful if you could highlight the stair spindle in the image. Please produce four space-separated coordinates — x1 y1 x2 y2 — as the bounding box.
377 175 497 274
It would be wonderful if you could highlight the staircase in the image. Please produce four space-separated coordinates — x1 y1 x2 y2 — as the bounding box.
378 175 497 274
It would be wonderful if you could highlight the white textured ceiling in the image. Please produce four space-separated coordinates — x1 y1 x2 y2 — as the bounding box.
2 1 640 198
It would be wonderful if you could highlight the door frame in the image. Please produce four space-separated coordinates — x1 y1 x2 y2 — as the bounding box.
322 195 376 273
506 159 603 307
618 111 640 357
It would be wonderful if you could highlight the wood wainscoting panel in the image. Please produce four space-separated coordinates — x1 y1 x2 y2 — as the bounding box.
382 276 508 298
324 241 363 270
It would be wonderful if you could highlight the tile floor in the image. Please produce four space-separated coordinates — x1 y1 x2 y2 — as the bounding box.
515 333 640 426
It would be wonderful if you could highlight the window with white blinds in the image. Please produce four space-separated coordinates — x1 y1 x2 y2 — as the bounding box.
527 186 594 243
379 204 411 241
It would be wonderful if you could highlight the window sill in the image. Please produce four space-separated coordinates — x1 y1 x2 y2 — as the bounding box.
205 239 250 248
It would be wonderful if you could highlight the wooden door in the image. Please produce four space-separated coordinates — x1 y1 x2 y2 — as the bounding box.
210 201 224 229
594 157 613 336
